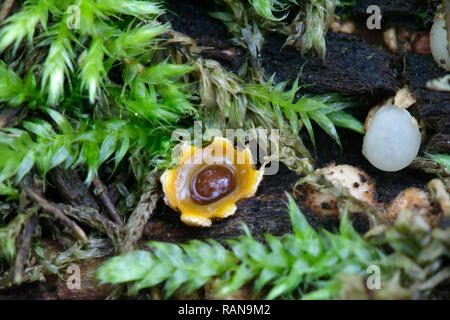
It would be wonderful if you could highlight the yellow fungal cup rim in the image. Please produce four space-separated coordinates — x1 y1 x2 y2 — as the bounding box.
160 137 264 227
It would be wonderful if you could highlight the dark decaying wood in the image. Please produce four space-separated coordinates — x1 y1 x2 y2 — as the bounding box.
402 54 450 154
166 0 245 71
262 32 402 97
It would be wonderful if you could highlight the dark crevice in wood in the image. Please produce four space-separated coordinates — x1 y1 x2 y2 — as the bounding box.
13 214 38 284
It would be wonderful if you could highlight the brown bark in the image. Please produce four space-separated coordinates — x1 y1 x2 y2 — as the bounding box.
92 177 123 226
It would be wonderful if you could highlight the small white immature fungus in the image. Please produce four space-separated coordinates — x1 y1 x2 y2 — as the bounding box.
362 105 421 172
430 10 450 71
426 74 450 92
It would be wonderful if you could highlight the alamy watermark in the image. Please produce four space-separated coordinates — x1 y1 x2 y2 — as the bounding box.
66 264 81 290
171 121 280 175
366 5 382 30
67 5 81 30
366 264 381 290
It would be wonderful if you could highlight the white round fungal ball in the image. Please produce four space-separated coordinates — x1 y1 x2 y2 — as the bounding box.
362 105 421 172
430 13 450 71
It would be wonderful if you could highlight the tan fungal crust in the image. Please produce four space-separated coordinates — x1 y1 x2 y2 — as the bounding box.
384 179 450 224
298 164 448 223
160 137 264 227
393 87 416 109
426 74 450 92
428 179 450 216
298 164 378 217
385 188 433 221
319 164 378 207
300 184 339 217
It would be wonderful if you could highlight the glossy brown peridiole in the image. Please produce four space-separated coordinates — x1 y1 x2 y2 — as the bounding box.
190 165 236 205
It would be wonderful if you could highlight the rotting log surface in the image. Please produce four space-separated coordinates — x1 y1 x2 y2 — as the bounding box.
262 32 402 97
